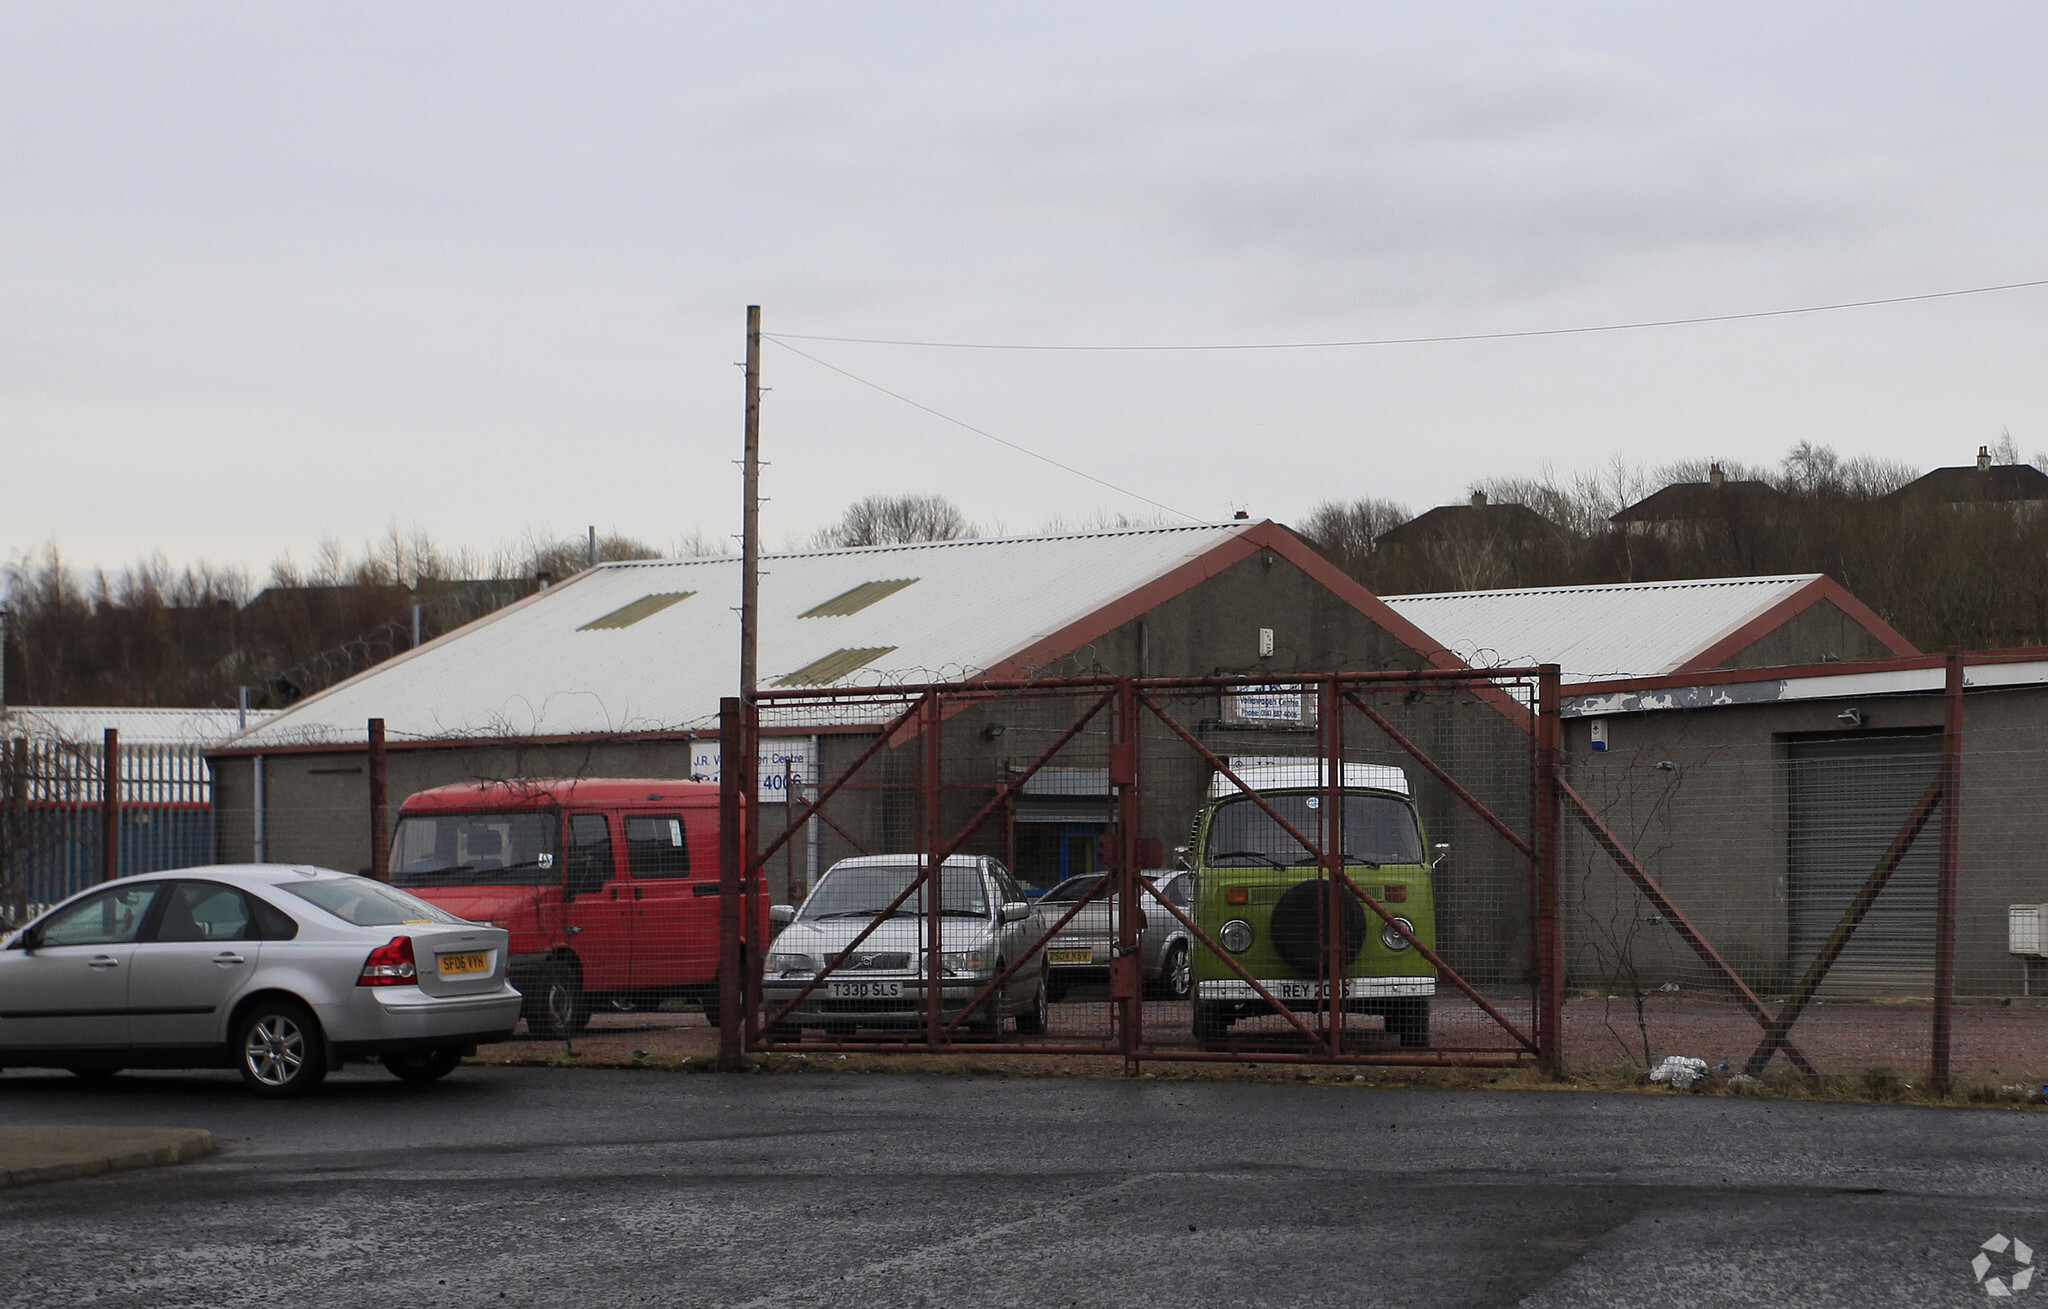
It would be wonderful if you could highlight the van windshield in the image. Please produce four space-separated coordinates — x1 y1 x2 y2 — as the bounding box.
800 863 991 920
1204 793 1424 868
391 812 560 887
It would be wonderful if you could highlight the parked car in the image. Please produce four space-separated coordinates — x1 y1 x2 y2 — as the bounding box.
0 865 521 1096
390 778 761 1038
1188 762 1437 1045
1037 871 1195 1001
762 855 1049 1036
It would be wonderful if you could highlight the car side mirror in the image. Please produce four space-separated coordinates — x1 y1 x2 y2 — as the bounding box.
1431 843 1451 870
1000 901 1032 923
13 925 40 952
769 904 796 927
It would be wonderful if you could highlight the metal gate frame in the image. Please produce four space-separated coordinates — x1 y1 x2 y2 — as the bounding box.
1560 651 1968 1092
718 666 1564 1073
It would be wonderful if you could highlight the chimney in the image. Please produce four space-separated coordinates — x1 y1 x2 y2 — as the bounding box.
1978 445 1992 471
1708 462 1724 489
1470 490 1488 507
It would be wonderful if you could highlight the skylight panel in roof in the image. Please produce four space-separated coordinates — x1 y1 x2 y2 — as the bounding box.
774 646 898 687
577 592 695 631
799 578 919 618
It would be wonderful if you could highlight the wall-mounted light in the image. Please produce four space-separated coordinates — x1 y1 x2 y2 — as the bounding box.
1837 708 1863 727
981 723 1007 742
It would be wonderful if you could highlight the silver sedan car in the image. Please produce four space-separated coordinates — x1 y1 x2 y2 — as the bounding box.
0 865 522 1096
763 855 1050 1036
1037 870 1195 1002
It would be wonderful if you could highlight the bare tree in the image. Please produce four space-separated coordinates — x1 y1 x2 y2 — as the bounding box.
811 495 977 548
1298 498 1411 570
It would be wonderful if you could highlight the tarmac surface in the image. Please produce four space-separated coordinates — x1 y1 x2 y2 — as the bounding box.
0 1064 2044 1308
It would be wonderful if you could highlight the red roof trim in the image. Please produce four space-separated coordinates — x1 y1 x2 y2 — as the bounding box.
978 521 1469 681
1565 645 2048 698
976 522 1535 730
1673 575 1918 675
204 722 875 760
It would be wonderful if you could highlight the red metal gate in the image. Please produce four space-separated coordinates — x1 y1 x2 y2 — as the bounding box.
717 668 1560 1072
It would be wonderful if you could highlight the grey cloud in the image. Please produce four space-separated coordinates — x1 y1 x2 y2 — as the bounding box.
720 47 1934 305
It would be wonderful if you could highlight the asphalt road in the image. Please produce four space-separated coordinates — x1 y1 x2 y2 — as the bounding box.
0 1065 2043 1308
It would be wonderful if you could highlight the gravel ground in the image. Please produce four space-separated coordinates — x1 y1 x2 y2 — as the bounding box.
486 992 2048 1088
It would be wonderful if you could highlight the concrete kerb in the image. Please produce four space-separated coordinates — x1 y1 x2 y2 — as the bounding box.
0 1126 216 1189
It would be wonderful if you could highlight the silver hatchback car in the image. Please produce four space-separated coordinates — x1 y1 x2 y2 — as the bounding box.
0 865 522 1096
1037 870 1195 1002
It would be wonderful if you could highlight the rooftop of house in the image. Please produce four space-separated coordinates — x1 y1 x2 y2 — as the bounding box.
1374 493 1574 547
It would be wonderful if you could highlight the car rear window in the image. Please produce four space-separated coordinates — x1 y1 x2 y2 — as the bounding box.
279 878 467 927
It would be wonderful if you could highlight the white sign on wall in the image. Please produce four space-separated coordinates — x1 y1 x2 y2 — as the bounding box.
1225 684 1315 725
690 737 818 802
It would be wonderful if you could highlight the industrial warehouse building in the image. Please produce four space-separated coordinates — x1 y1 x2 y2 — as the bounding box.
210 520 1508 894
205 524 2036 997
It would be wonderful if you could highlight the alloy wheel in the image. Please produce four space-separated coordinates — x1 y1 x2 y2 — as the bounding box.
244 1014 305 1087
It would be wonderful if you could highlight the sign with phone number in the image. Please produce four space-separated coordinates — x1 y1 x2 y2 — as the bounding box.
690 737 818 802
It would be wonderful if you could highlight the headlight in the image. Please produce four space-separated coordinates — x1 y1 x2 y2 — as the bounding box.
1379 917 1416 952
1219 919 1254 953
766 952 817 974
939 950 989 975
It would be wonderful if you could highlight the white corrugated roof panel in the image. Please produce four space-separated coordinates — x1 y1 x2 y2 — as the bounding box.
2 706 277 746
227 523 1260 747
1382 575 1822 684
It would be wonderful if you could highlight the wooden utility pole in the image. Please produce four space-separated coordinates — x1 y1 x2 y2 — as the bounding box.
741 305 762 700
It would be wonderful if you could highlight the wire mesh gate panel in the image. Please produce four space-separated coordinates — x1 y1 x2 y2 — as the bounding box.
731 670 1551 1069
1555 655 2048 1089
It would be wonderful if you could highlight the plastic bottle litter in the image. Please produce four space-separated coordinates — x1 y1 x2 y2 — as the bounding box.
1649 1055 1710 1090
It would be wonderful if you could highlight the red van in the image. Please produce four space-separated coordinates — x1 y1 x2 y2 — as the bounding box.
388 778 743 1038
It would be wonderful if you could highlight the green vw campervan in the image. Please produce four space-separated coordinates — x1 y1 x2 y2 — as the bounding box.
1189 760 1436 1045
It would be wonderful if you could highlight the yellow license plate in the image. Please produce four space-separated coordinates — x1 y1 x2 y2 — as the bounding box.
438 952 489 976
1047 949 1093 964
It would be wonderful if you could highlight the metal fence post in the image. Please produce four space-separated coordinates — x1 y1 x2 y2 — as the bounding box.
101 728 120 882
1933 652 1963 1095
717 698 745 1071
1321 676 1344 1058
923 692 944 1048
1535 666 1564 1077
1112 677 1143 1068
367 718 389 880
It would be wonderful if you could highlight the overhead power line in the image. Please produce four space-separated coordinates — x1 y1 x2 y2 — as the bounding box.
765 277 2048 352
765 338 1199 522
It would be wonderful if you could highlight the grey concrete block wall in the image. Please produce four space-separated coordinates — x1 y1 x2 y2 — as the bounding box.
1561 682 2048 996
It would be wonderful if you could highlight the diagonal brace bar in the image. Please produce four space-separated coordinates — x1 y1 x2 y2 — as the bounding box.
1141 690 1538 1054
1561 778 1817 1077
1744 776 1943 1077
1347 690 1536 861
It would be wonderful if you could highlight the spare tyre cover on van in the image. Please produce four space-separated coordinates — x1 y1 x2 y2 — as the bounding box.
1269 880 1369 974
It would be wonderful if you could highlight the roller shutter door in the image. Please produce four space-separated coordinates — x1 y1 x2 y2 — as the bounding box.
1786 732 1940 994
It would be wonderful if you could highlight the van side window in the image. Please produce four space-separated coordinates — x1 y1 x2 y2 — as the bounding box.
625 815 691 879
568 814 617 885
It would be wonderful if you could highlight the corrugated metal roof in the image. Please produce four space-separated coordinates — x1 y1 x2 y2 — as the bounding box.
2 706 277 746
1382 575 1822 684
225 523 1261 747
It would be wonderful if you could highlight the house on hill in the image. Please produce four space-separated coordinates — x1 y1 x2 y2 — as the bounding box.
1885 446 2048 508
1610 463 1791 535
1373 492 1577 590
1373 493 1573 550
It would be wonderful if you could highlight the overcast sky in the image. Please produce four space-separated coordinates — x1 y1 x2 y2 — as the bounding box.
6 2 2047 577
